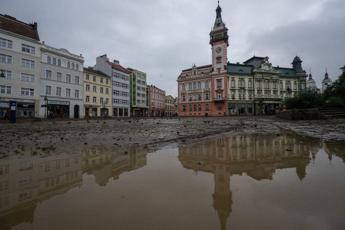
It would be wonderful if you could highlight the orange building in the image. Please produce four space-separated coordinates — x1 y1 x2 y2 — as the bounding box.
177 3 229 117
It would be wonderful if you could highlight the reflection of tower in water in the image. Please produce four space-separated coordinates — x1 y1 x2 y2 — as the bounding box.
213 164 231 230
178 133 317 230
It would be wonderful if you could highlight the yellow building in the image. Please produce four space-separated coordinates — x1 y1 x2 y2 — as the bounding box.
83 67 112 117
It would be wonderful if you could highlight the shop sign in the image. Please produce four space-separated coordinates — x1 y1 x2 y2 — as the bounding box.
0 102 9 108
48 100 70 105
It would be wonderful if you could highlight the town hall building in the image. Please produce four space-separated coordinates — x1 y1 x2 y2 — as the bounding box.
177 3 307 116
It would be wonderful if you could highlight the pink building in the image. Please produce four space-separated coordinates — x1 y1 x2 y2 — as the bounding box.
148 85 166 117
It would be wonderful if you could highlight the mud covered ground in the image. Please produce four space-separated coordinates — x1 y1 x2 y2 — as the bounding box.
0 117 344 157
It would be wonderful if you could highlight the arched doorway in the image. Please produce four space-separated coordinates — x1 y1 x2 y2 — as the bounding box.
74 105 79 119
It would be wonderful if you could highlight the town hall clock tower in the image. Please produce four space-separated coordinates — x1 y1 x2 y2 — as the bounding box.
210 1 229 74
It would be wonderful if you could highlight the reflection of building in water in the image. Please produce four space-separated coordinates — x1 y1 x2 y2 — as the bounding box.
0 146 149 229
323 142 345 163
0 152 82 230
178 134 317 230
81 146 148 186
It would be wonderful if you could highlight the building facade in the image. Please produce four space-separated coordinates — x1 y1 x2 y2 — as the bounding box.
128 68 148 117
177 3 307 117
321 71 332 93
148 85 165 117
306 72 319 92
84 67 112 117
94 55 131 117
165 95 176 117
0 14 41 118
39 45 84 118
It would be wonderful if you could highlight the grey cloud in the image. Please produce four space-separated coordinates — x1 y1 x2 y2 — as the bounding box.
1 0 344 95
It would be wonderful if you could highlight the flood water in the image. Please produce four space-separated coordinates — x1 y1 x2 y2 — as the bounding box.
1 133 345 230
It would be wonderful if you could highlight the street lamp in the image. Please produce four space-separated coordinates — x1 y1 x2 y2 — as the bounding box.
44 96 48 118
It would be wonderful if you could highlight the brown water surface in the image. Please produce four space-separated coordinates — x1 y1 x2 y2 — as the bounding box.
1 133 345 230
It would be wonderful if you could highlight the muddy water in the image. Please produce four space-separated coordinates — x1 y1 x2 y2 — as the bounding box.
1 133 345 230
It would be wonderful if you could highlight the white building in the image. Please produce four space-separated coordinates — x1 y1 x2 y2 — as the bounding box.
0 14 41 118
94 55 131 117
39 44 84 118
322 71 332 93
307 73 318 92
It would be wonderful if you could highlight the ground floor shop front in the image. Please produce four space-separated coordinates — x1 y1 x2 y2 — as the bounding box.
228 100 282 115
85 106 113 118
0 99 39 119
131 107 148 117
39 97 84 119
113 107 130 117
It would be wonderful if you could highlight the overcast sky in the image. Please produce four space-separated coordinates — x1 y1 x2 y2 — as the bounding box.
2 0 344 96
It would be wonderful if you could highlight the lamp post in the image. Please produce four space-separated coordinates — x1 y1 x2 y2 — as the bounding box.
44 96 48 118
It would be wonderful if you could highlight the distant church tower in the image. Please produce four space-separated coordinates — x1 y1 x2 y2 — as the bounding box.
210 1 229 74
322 70 332 93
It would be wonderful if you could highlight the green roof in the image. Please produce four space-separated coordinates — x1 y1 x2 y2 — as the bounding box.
227 63 253 75
274 67 296 77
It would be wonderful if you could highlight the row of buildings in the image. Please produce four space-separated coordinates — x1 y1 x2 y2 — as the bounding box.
0 14 177 119
176 2 338 117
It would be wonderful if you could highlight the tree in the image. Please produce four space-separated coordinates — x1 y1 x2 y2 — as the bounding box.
323 72 345 107
284 90 324 109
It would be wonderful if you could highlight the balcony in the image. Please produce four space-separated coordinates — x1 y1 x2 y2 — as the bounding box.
214 96 226 102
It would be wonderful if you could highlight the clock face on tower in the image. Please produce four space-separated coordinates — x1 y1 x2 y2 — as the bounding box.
216 47 222 54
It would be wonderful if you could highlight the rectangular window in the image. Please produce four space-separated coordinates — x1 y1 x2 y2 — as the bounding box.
0 38 12 49
21 73 35 82
46 70 52 80
100 78 104 83
0 54 12 64
217 79 222 88
93 76 96 82
56 87 62 96
100 97 104 104
93 86 97 92
106 88 109 94
100 87 104 94
22 44 35 54
0 69 12 80
86 74 89 80
66 88 71 97
75 90 79 98
86 96 90 102
47 56 51 64
66 74 71 83
93 97 96 103
0 85 11 95
57 59 61 66
22 59 35 69
75 76 79 84
57 72 62 82
46 86 51 95
86 84 90 91
21 88 34 97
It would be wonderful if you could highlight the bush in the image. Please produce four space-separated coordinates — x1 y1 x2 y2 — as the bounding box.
284 90 324 109
325 96 344 107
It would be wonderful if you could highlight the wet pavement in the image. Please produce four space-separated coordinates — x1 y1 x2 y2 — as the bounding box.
1 133 345 230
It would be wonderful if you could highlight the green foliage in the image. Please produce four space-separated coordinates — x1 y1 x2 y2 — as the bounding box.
325 96 344 107
324 72 345 106
284 90 324 109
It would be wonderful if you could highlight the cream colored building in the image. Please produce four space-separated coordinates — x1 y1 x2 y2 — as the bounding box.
84 67 112 117
165 95 176 117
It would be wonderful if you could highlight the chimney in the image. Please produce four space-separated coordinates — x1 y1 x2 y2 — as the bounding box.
113 59 119 64
32 22 38 30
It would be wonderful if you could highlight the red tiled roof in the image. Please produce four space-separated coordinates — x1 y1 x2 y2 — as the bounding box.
107 61 131 74
0 14 40 41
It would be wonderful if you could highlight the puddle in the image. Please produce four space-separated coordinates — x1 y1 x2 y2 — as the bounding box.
0 133 345 230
